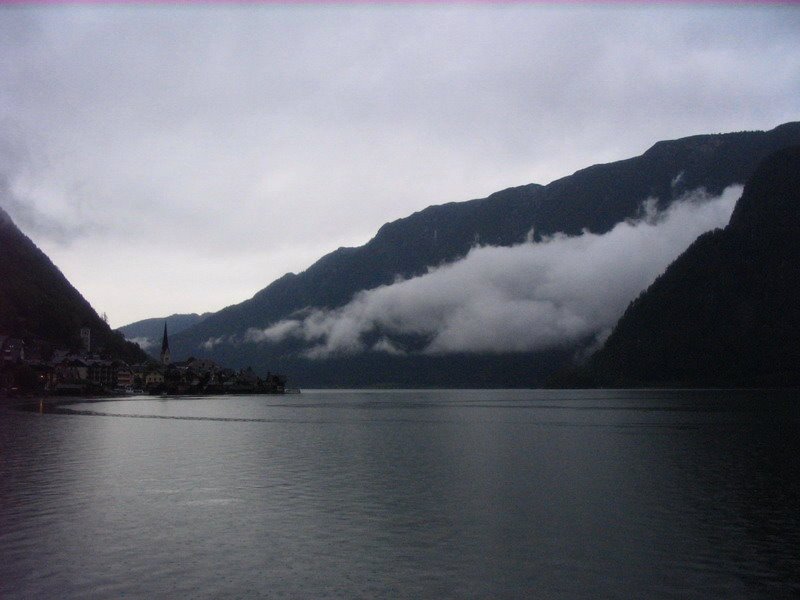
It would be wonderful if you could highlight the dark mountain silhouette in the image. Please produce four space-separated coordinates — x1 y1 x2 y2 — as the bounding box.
118 313 209 355
0 207 148 364
588 146 800 387
166 122 800 386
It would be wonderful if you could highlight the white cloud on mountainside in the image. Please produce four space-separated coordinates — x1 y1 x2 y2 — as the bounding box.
240 186 742 358
127 337 155 351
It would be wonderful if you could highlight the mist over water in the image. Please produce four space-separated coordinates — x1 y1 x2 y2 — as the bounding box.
2 389 798 599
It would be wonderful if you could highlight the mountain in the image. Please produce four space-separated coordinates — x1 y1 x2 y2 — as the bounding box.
588 146 800 387
0 207 148 364
118 313 209 355
169 122 800 386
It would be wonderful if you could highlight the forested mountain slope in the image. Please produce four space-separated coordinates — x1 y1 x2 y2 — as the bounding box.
589 146 800 387
0 207 147 363
165 122 800 386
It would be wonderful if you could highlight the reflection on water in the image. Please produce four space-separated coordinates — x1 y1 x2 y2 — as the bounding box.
1 389 798 599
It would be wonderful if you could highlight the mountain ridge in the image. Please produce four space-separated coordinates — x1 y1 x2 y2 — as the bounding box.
588 146 800 387
157 122 800 385
117 312 210 354
0 206 148 364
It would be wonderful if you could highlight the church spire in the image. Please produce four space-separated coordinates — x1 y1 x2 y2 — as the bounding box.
161 322 171 366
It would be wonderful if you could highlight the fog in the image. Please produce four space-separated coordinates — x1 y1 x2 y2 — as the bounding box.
243 186 742 357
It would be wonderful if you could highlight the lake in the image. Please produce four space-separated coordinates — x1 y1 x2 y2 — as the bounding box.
1 389 798 598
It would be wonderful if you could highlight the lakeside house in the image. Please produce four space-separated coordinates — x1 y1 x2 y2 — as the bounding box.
0 324 286 396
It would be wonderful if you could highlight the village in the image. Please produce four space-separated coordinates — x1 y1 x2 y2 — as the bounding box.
0 324 286 397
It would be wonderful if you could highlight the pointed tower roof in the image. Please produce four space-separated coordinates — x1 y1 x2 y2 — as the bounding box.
161 322 170 353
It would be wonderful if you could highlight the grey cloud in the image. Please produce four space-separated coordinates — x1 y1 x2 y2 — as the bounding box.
201 335 238 351
246 186 742 357
0 172 99 246
0 6 796 325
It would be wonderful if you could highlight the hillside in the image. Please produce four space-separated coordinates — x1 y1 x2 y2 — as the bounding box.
117 313 209 355
0 207 148 364
167 122 800 386
589 146 800 387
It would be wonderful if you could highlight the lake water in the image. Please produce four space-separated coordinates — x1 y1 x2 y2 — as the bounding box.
1 389 799 599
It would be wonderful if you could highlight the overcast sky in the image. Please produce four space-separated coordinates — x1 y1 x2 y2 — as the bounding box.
1 4 798 328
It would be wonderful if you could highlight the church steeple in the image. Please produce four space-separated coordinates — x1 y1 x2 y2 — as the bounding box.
160 322 171 366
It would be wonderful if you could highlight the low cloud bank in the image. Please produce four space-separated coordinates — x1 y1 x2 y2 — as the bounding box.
128 336 155 351
244 187 741 358
201 336 233 350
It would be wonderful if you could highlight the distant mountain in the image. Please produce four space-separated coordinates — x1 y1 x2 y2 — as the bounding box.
169 122 800 386
0 207 148 364
588 146 800 387
118 313 209 355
